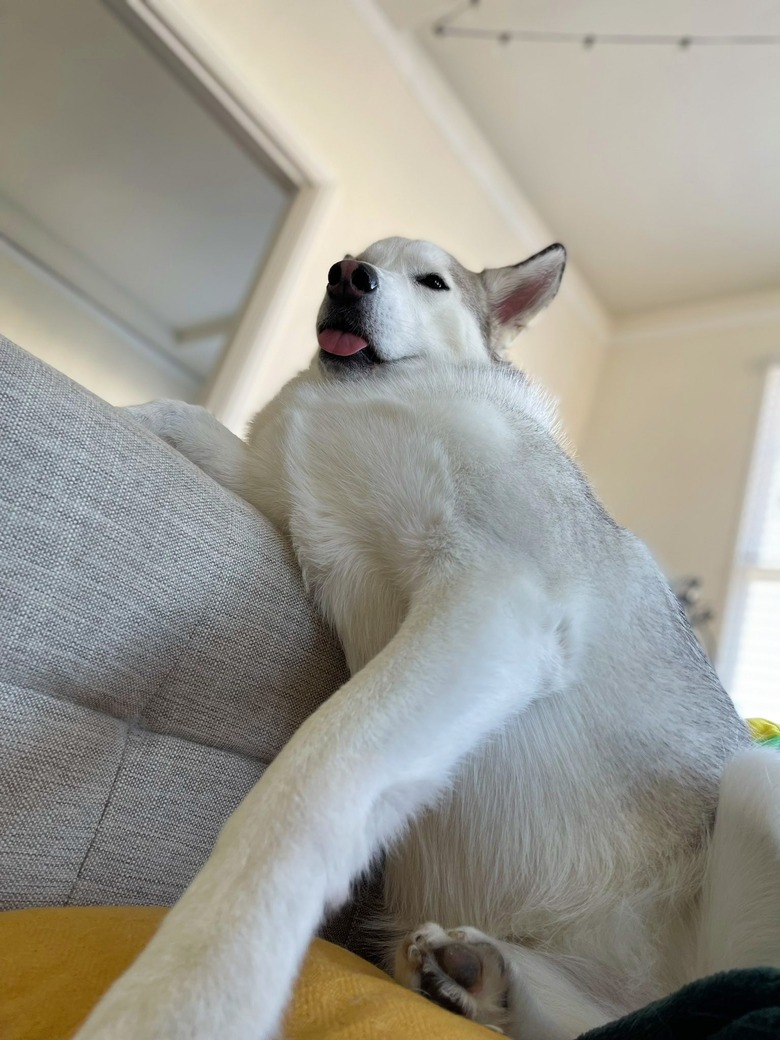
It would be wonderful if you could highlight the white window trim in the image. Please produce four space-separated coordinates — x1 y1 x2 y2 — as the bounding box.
107 0 336 432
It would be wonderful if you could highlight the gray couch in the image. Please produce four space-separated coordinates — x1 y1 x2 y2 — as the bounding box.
0 338 369 947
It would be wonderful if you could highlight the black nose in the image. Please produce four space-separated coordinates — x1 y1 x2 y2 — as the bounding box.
327 260 378 301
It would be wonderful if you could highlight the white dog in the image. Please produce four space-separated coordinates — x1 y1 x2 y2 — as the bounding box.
76 238 780 1040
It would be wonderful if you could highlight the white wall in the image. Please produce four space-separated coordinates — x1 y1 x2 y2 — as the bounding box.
579 288 780 646
176 0 611 446
0 247 197 406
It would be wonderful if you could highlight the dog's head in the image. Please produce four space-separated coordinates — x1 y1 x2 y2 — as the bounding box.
316 237 566 374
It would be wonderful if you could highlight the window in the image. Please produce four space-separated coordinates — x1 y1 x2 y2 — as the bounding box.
719 367 780 718
1 0 302 416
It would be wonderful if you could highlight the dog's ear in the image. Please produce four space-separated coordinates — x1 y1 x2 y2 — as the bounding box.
481 244 566 349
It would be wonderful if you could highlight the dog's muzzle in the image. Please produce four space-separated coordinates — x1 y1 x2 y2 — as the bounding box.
318 259 379 361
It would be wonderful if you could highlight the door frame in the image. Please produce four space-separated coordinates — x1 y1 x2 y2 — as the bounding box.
107 0 335 430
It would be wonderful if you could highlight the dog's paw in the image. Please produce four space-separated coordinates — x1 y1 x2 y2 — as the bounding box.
123 399 193 436
122 399 214 456
395 922 511 1031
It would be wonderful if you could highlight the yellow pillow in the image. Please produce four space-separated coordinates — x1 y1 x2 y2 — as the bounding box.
0 906 491 1039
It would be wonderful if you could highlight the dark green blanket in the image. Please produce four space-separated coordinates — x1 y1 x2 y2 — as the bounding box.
579 968 780 1039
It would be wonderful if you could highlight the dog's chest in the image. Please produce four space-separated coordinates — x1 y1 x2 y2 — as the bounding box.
275 377 540 666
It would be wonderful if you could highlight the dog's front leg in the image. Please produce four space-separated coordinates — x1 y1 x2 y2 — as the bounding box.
74 575 565 1040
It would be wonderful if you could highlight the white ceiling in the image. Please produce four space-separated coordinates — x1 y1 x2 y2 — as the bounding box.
1 0 292 375
379 0 780 315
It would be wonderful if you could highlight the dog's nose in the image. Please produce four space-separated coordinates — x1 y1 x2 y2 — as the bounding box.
326 260 378 301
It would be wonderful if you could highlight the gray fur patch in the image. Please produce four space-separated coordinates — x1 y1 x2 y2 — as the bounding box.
447 262 496 357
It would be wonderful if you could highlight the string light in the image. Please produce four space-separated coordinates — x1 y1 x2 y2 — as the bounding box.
433 0 780 49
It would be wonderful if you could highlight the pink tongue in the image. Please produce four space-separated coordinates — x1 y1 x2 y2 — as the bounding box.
318 328 368 356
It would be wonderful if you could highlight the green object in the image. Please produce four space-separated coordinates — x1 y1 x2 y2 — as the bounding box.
578 967 780 1039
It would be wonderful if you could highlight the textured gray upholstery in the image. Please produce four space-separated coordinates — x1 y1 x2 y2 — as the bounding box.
0 339 357 932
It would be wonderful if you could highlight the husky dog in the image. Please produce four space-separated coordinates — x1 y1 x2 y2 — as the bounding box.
76 238 779 1040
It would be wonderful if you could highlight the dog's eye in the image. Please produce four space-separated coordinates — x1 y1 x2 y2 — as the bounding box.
416 273 450 291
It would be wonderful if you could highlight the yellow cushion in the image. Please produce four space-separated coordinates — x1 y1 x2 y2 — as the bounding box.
0 907 492 1039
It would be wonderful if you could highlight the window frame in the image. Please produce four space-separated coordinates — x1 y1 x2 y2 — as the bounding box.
718 364 780 708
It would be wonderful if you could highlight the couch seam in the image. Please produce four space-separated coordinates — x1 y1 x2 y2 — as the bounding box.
0 681 272 764
64 718 132 906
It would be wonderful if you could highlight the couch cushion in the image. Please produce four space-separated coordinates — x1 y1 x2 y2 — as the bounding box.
0 907 490 1040
0 339 351 919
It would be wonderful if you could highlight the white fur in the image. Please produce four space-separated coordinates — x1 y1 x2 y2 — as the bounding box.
75 238 778 1040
